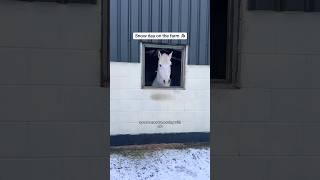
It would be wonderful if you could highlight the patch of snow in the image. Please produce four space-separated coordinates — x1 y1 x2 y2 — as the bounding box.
110 147 210 180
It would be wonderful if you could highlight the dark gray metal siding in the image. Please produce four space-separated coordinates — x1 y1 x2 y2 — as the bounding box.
0 0 107 180
248 0 320 11
110 0 210 65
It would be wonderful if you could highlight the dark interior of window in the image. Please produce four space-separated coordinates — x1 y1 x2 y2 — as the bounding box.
212 0 228 80
145 48 182 87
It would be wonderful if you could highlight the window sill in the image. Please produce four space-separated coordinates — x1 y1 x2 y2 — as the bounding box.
212 79 240 89
141 86 186 90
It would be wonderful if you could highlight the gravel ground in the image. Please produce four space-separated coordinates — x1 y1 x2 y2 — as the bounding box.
110 145 210 180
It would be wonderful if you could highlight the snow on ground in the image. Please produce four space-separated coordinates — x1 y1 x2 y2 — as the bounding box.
110 145 210 180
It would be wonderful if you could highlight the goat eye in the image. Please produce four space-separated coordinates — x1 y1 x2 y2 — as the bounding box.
159 64 162 67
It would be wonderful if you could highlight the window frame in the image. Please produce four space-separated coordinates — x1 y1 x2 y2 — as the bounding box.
213 0 241 89
140 42 187 90
101 0 109 87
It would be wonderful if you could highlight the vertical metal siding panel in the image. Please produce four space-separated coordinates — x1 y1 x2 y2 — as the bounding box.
159 0 162 44
110 0 118 61
137 0 143 48
178 0 182 45
180 0 190 46
141 0 150 44
151 0 160 44
117 0 122 60
199 0 209 65
171 0 180 45
196 0 201 65
141 0 149 31
248 0 275 10
248 0 257 10
161 0 170 44
139 0 142 32
314 0 320 11
282 0 305 11
169 0 173 36
249 0 320 11
120 0 129 62
131 0 139 62
158 0 168 43
304 0 314 11
207 0 210 65
189 0 199 65
128 0 132 62
148 0 153 43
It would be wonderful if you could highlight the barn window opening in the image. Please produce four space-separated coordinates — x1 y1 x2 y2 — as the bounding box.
212 0 228 80
141 43 186 89
212 0 240 88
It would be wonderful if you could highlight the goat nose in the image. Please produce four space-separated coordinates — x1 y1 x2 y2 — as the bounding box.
168 79 171 83
163 80 165 84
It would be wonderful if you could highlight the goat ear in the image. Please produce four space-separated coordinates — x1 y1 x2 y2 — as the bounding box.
169 51 173 59
158 51 161 58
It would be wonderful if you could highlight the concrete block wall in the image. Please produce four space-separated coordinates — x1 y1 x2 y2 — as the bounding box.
213 0 320 179
110 62 210 135
0 1 107 180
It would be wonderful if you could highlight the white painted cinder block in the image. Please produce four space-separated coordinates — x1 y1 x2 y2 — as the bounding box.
110 62 210 135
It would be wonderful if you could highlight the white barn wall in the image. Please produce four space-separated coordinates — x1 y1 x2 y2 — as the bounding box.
110 62 210 135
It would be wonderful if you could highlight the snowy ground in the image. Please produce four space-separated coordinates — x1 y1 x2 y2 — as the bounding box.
110 145 210 180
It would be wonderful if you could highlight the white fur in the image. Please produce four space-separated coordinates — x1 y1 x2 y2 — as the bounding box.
152 51 173 87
